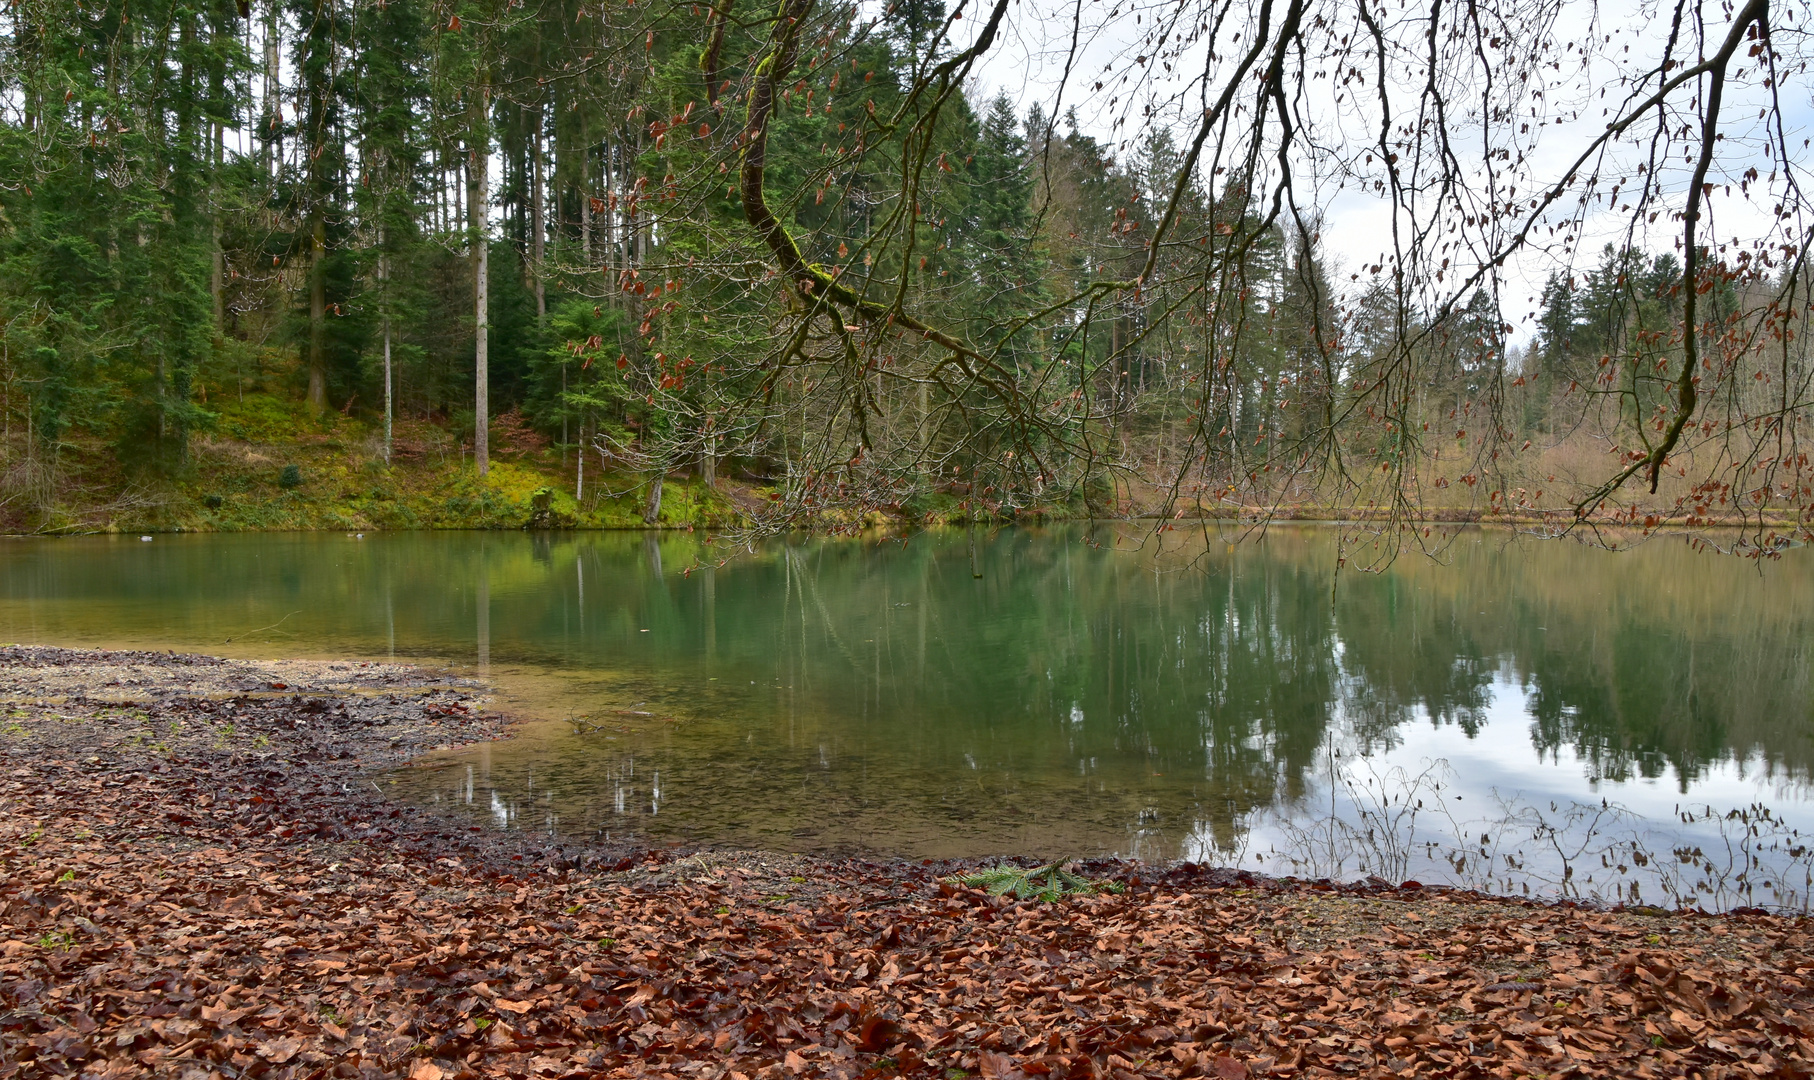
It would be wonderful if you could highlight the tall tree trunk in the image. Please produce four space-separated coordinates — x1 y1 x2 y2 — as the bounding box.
917 379 930 483
471 83 491 479
530 107 546 323
261 0 279 179
211 121 224 342
307 213 327 411
209 0 225 348
578 143 591 268
381 250 392 465
599 137 612 270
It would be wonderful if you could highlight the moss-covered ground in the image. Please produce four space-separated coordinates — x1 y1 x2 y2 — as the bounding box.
0 394 755 534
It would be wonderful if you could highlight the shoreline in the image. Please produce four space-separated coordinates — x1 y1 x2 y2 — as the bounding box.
3 646 1813 1079
3 505 1808 540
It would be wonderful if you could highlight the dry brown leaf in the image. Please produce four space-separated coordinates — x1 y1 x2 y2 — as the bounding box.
257 1035 304 1064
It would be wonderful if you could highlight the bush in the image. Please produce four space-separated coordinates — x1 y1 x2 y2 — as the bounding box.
278 465 303 489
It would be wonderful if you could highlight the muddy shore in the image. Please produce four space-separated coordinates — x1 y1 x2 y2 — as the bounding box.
3 646 1812 1079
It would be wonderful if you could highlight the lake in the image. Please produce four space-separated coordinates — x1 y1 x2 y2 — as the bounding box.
2 525 1810 909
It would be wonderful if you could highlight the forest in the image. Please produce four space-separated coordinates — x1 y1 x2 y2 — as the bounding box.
1 0 1811 538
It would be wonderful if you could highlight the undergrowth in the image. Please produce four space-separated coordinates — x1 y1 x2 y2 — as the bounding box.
949 862 1125 902
0 396 752 534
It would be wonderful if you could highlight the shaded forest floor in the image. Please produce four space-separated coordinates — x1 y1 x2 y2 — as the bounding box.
0 397 753 535
4 646 1814 1079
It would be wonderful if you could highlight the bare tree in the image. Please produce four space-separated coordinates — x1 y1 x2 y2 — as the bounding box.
594 0 1812 550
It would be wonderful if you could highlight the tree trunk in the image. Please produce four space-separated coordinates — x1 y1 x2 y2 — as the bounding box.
307 213 326 412
210 120 224 344
606 137 620 267
578 116 591 268
530 108 546 324
261 0 279 179
381 251 392 465
643 469 664 524
917 379 930 481
470 89 490 479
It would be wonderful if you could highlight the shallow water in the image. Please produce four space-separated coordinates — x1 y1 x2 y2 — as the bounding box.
2 526 1810 907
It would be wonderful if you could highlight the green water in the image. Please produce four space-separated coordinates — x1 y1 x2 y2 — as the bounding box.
2 527 1811 899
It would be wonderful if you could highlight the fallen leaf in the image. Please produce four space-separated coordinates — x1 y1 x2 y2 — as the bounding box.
258 1036 303 1064
858 1014 902 1051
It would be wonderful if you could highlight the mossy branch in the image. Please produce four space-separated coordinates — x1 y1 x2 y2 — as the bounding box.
735 0 1014 371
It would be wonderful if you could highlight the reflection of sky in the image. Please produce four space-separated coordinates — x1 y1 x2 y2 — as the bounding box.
1366 671 1811 821
1210 663 1814 909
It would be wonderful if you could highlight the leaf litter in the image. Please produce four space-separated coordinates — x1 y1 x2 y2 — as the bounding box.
3 646 1813 1079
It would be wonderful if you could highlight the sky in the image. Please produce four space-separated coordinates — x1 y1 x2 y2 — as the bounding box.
956 0 1814 342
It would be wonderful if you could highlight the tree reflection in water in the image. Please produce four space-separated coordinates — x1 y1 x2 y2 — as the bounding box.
0 525 1809 907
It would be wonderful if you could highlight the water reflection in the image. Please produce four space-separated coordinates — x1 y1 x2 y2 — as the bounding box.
0 526 1810 905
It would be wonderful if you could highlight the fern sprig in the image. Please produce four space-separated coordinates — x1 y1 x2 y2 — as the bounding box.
948 862 1124 902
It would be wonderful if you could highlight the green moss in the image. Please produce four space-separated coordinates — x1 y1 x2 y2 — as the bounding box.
5 388 774 534
215 393 329 443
